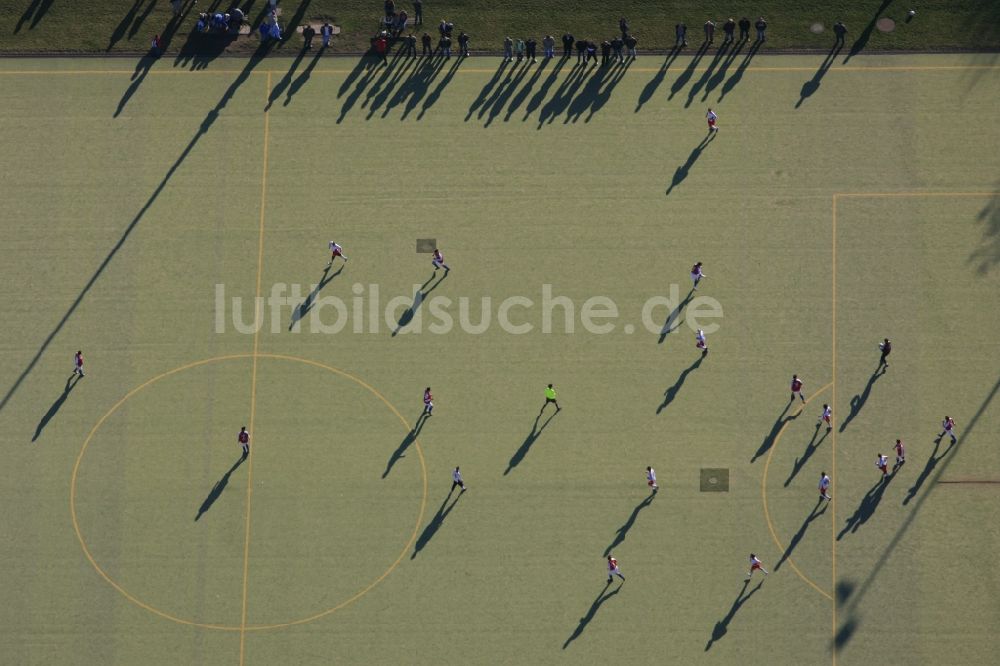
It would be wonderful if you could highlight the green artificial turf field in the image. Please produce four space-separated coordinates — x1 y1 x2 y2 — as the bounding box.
0 50 998 665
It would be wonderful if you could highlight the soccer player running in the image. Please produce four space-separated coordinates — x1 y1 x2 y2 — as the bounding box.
423 387 434 416
818 404 832 430
541 383 561 414
646 466 659 493
451 466 467 492
746 553 768 581
790 374 805 403
328 241 348 266
696 329 708 355
431 248 450 272
878 338 892 369
939 416 957 444
690 261 707 290
894 439 906 467
606 555 626 584
706 108 719 132
876 453 889 479
73 350 86 377
238 426 250 457
819 472 832 501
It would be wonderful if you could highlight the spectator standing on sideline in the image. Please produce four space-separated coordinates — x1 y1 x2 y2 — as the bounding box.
600 39 611 66
704 19 716 44
675 22 688 47
405 32 417 56
833 21 847 46
562 32 574 57
625 33 637 58
755 16 768 42
619 16 630 39
375 34 389 64
150 34 162 57
586 41 597 63
384 0 395 18
458 31 469 56
738 16 751 42
503 36 513 62
413 0 423 25
543 34 555 58
611 35 623 62
722 18 735 45
515 37 525 62
526 37 537 63
302 24 315 49
439 33 451 58
321 21 333 48
422 32 432 56
575 37 587 62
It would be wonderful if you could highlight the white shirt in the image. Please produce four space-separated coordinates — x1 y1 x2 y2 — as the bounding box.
876 455 888 467
647 468 656 482
329 241 342 252
696 330 706 343
706 111 717 122
819 475 830 490
452 469 463 483
821 407 832 418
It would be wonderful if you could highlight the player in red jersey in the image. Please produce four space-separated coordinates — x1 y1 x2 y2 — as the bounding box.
746 553 768 580
876 453 889 478
327 241 348 266
606 555 626 583
894 439 905 467
238 426 250 457
939 416 957 444
423 387 434 416
73 350 86 377
790 374 804 403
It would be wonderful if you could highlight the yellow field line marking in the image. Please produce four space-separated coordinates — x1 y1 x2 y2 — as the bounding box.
761 382 834 602
1 64 998 76
237 70 271 666
831 195 838 666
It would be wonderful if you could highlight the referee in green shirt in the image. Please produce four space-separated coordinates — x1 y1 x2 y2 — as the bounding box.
541 383 561 414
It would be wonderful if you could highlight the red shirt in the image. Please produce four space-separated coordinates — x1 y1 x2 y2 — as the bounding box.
238 431 249 444
424 391 432 404
607 558 618 571
791 379 802 392
75 353 84 367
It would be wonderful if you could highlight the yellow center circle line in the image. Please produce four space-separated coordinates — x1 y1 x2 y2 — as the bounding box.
70 353 428 632
761 382 834 602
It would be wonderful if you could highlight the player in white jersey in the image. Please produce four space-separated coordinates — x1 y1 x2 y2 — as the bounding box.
818 404 832 430
939 416 957 444
706 108 719 131
746 553 768 580
876 453 889 478
819 472 832 501
328 241 348 266
646 466 659 492
695 329 708 354
451 466 467 492
606 555 626 583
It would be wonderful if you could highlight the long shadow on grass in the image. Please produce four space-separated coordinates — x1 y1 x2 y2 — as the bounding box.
465 60 509 121
392 271 448 336
563 582 621 649
401 54 450 120
969 190 1000 275
636 47 680 112
267 43 312 110
289 265 343 330
523 56 566 120
717 39 761 102
656 356 703 414
844 0 895 64
784 424 828 486
505 411 557 475
32 374 80 442
668 42 709 101
839 366 885 433
485 61 532 127
411 487 463 559
657 289 694 344
383 412 428 478
537 61 590 127
115 4 196 116
278 0 312 46
795 44 842 108
418 55 464 119
283 44 327 106
15 0 56 33
603 493 655 556
665 132 717 196
582 58 633 122
774 499 827 571
686 43 730 108
902 437 955 505
837 474 895 539
195 455 247 521
705 580 763 650
751 402 797 463
834 377 996 652
504 58 548 121
701 41 744 100
367 52 418 117
107 1 147 51
0 45 274 419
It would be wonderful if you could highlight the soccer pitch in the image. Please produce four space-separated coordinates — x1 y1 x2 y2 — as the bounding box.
0 51 998 665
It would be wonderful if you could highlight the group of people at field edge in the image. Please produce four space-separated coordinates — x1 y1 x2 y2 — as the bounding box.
674 16 769 48
192 8 246 37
